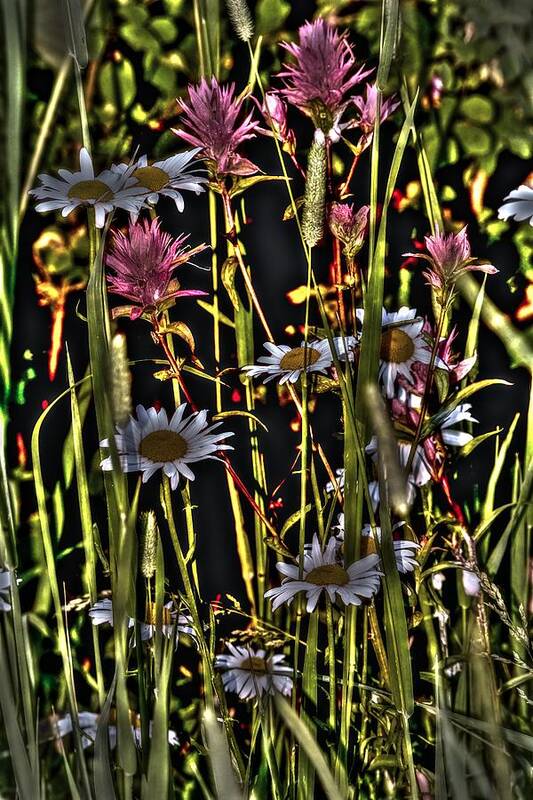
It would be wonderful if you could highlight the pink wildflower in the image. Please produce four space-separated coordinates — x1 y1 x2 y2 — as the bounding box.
352 83 400 136
329 202 369 259
404 226 498 302
174 77 260 177
106 218 207 320
278 19 371 134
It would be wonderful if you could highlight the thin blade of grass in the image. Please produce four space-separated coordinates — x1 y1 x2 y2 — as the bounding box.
275 694 343 800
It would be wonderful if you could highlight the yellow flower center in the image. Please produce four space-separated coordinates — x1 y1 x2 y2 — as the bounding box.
279 346 321 372
305 564 349 586
145 602 173 626
240 656 268 674
67 179 113 201
139 430 188 462
133 165 169 192
380 328 415 364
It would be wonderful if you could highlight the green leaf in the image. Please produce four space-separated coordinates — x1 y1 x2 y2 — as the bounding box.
98 57 136 109
228 174 287 199
275 693 343 800
212 409 268 433
279 503 312 541
460 95 494 124
221 256 240 311
150 17 177 44
422 379 512 437
454 121 492 156
256 0 290 35
460 427 500 457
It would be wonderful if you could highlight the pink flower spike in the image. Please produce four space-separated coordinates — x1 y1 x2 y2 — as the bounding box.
174 77 260 177
278 18 372 133
404 226 498 302
106 218 208 317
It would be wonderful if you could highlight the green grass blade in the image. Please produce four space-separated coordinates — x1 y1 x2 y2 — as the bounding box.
275 694 343 800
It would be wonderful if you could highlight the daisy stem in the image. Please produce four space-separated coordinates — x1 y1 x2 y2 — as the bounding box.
261 704 283 800
326 599 337 737
208 189 222 412
161 472 245 783
151 317 195 408
220 187 274 341
405 293 450 475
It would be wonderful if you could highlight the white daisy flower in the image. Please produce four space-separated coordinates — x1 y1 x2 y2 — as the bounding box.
461 569 481 597
112 149 206 212
100 403 233 489
140 601 196 644
361 524 420 574
88 598 120 628
357 307 435 398
438 404 477 447
52 711 99 749
0 569 12 612
265 533 382 613
498 184 533 226
89 597 196 647
366 436 432 491
30 147 147 228
431 572 446 592
53 712 179 750
243 339 338 385
325 467 345 495
215 644 293 701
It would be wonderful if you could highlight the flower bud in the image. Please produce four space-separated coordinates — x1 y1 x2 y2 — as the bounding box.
329 202 369 260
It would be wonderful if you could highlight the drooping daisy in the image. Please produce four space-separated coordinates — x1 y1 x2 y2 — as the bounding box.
438 404 477 448
265 533 382 612
215 644 293 700
100 404 233 488
243 338 352 385
357 307 434 398
0 569 12 612
112 150 206 212
498 184 533 226
366 436 432 504
106 218 208 319
30 147 147 228
88 598 121 628
325 467 345 495
52 711 179 750
461 568 481 597
361 524 420 574
140 602 196 643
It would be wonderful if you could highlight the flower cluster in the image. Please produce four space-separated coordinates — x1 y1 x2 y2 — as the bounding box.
31 147 205 228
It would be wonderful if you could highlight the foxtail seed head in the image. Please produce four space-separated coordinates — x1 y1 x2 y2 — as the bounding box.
302 134 327 248
226 0 254 42
139 511 159 579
